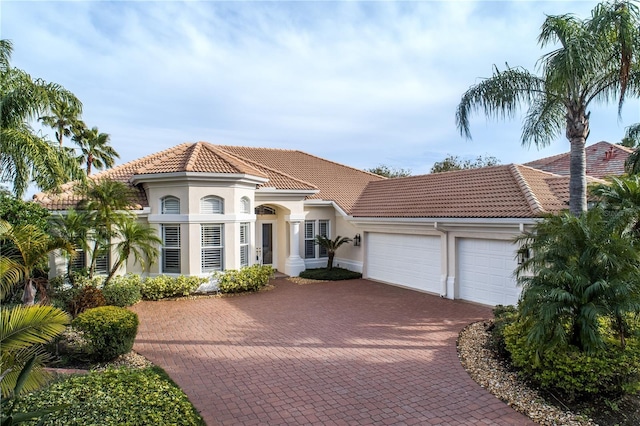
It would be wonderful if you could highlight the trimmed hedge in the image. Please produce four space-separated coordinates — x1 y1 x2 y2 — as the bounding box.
299 267 362 281
216 265 274 294
72 306 139 362
11 367 205 425
140 275 206 300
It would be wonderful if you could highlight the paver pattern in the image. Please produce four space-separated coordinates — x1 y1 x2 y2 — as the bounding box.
132 278 535 425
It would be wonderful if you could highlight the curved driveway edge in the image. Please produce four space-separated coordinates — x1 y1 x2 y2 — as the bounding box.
132 278 535 425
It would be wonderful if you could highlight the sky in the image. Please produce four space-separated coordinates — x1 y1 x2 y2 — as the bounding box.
3 0 639 185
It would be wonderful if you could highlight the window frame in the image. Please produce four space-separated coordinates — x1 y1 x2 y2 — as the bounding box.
201 224 224 272
161 196 180 215
240 222 249 268
200 196 224 214
162 224 181 273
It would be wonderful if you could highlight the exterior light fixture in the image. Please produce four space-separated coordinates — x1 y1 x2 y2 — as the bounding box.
354 234 361 247
517 247 530 265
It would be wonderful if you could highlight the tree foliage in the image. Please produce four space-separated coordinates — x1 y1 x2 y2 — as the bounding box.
0 39 84 197
515 208 640 353
366 164 412 178
430 154 500 173
456 1 640 215
0 194 50 231
72 125 119 176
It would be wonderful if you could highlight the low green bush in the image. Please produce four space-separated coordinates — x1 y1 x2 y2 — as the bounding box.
140 275 206 300
504 319 640 400
487 304 518 356
11 366 205 425
72 306 139 362
299 267 362 281
216 265 274 294
102 274 142 307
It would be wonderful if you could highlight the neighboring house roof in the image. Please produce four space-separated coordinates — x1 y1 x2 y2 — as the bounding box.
34 142 384 213
351 164 605 219
524 141 632 178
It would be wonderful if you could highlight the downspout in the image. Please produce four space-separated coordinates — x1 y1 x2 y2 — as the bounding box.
434 222 448 297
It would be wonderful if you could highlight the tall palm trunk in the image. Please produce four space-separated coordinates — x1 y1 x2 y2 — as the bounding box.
566 107 589 216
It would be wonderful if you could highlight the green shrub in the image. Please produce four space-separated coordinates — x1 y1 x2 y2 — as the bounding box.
140 275 206 300
487 305 518 356
67 286 106 317
72 306 139 362
216 265 274 294
11 366 205 425
102 274 142 307
504 319 640 399
299 267 362 281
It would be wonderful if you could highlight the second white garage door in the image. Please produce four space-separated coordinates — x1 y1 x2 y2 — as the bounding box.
366 233 441 294
457 238 521 306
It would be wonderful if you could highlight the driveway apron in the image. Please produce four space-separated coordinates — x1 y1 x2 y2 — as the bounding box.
132 278 535 425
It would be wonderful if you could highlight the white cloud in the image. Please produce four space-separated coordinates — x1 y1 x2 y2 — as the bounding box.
3 0 637 181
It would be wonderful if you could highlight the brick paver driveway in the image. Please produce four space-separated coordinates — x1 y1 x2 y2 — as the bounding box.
132 278 534 425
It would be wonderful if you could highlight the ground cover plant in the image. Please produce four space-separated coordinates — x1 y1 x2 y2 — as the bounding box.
9 366 205 426
299 267 362 281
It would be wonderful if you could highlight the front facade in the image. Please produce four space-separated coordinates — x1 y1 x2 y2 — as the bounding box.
36 143 379 279
36 141 612 306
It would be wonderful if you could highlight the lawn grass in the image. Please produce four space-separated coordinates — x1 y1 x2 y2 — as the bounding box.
299 267 362 281
10 366 205 426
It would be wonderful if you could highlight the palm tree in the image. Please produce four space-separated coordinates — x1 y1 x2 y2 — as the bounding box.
104 220 160 286
72 125 120 175
314 235 352 270
0 220 73 305
623 123 640 172
38 98 81 148
591 175 640 238
49 209 91 276
0 39 84 197
77 180 135 278
515 208 640 352
456 1 640 216
1 304 70 398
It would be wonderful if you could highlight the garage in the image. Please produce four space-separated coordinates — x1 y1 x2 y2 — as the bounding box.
457 238 521 306
365 233 441 294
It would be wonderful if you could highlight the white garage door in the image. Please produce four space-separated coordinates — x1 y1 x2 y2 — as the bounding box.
366 233 441 293
458 238 521 306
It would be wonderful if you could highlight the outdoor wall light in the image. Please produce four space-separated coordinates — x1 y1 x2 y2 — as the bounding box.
353 234 361 247
517 247 530 265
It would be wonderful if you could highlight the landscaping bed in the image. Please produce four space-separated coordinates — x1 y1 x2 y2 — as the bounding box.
459 321 640 426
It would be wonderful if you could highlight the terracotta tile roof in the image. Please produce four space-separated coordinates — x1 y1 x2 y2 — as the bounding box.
525 141 632 178
351 165 604 219
216 145 385 213
34 142 382 213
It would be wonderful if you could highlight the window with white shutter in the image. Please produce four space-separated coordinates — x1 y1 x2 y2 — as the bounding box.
201 224 223 272
162 225 181 273
161 197 180 214
240 222 249 267
240 197 250 214
304 221 315 259
318 220 330 258
200 196 224 214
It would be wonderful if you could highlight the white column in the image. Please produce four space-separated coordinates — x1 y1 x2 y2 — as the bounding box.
284 217 306 277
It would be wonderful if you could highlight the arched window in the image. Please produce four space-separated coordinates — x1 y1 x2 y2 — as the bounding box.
240 197 251 214
254 205 276 215
200 196 224 214
161 196 180 214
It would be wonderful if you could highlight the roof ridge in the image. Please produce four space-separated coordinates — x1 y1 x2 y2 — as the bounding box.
510 164 545 216
184 142 203 172
290 149 386 180
200 143 267 177
215 145 318 189
134 143 191 174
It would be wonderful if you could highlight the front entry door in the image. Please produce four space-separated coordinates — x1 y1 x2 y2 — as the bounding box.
261 223 273 266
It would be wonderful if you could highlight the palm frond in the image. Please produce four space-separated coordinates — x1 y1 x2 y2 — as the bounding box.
0 305 70 353
455 66 545 140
